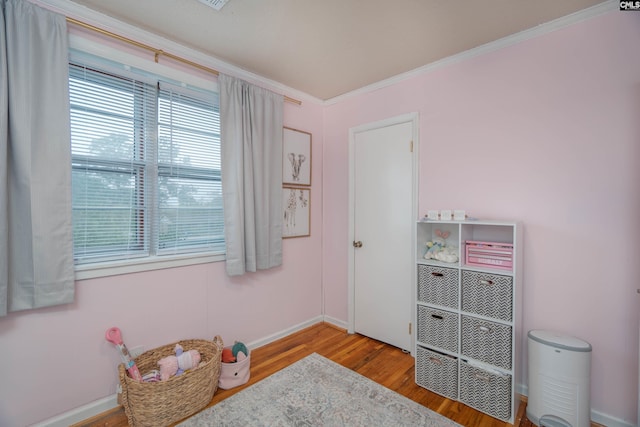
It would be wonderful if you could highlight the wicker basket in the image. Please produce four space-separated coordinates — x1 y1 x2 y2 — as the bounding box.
118 335 224 427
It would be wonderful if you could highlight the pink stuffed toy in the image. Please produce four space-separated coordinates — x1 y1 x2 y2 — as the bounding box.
157 344 201 381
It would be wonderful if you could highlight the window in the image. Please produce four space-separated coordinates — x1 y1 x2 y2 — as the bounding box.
69 62 224 266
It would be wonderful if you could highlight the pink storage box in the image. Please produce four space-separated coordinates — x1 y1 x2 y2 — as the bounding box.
465 241 513 270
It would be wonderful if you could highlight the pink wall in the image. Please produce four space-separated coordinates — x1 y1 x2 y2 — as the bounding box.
0 100 324 427
323 11 640 425
2 7 639 427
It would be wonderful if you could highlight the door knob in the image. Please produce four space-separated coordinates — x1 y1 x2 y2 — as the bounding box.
353 241 363 248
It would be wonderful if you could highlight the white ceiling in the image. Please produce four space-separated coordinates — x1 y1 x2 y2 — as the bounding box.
68 0 605 100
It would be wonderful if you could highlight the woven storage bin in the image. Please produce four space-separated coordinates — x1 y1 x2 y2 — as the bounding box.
118 335 223 427
459 360 512 421
461 315 512 370
417 305 458 353
417 264 459 309
462 270 513 321
416 346 458 400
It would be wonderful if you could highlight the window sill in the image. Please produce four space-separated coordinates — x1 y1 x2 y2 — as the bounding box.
74 253 225 281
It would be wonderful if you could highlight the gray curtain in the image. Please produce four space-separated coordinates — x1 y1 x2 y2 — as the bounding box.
0 0 74 316
219 74 284 276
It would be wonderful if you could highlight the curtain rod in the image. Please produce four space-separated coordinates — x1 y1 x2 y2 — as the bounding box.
66 17 302 106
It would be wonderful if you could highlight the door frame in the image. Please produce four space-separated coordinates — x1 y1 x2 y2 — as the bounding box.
347 112 420 354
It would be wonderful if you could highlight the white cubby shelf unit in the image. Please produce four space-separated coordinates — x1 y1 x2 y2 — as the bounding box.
414 219 523 424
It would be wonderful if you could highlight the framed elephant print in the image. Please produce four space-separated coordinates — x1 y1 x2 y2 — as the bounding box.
282 186 310 238
283 127 311 186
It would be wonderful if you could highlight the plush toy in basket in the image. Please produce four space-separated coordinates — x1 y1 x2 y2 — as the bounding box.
118 336 223 427
157 343 201 381
219 341 251 390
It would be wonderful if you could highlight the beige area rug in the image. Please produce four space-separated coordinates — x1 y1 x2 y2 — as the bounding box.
179 352 462 427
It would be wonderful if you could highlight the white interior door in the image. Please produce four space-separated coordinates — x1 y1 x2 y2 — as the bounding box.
350 115 417 352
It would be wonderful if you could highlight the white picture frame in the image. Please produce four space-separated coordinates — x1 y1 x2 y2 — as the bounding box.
282 186 310 238
283 127 312 186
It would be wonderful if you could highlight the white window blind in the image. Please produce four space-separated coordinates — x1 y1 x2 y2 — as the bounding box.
69 62 224 265
156 83 224 255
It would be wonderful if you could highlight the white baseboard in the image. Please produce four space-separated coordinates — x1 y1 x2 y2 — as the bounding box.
35 316 634 427
246 315 324 350
31 394 118 427
517 383 527 399
322 315 348 330
590 410 635 427
518 385 634 427
33 316 325 427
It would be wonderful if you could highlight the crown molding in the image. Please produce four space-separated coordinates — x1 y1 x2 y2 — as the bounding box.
30 0 323 106
324 0 618 106
29 0 617 107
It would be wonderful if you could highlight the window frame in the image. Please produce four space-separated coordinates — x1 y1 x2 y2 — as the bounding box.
69 41 225 280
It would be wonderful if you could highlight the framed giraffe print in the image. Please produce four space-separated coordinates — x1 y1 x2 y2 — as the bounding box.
283 127 311 186
282 186 310 238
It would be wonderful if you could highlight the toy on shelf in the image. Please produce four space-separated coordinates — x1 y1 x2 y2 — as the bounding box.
105 327 143 381
157 344 202 381
424 229 459 263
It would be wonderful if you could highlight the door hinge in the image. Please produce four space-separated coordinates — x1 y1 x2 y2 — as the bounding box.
410 140 413 153
409 322 412 335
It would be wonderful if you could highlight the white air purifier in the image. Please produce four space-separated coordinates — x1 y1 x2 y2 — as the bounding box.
527 330 592 427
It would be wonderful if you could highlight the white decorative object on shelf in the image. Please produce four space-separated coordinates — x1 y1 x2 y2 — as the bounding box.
440 210 452 220
453 210 466 221
414 219 522 424
427 210 439 220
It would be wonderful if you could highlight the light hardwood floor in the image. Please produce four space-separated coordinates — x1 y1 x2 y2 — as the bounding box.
74 322 540 427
